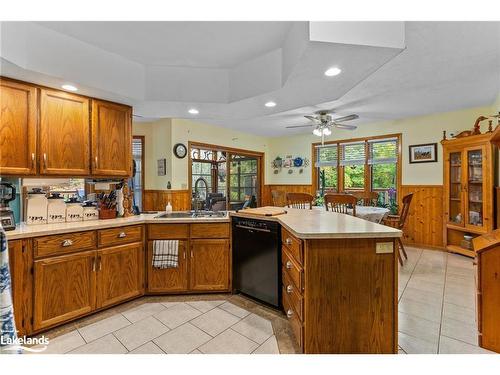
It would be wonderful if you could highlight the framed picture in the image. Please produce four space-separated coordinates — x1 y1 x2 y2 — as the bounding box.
409 143 438 163
157 158 166 176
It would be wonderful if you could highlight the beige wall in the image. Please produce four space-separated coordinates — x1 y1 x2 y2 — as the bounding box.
266 105 496 186
134 102 499 190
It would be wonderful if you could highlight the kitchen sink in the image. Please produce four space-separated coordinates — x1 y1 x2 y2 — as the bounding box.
154 211 227 219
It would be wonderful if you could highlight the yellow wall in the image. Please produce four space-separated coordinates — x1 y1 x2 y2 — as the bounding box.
266 105 496 186
133 102 499 190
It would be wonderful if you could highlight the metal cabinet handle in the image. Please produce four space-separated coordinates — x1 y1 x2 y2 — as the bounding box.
191 251 194 258
92 257 96 272
286 309 294 318
94 156 98 169
98 256 102 271
285 238 292 245
286 285 293 294
31 153 35 169
118 232 127 238
61 239 73 247
43 153 47 169
286 261 293 269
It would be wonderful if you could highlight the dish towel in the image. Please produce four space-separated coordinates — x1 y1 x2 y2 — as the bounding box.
0 227 21 354
152 240 179 269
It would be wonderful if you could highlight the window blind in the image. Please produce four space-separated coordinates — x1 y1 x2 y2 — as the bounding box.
315 145 338 167
368 138 397 165
340 142 366 166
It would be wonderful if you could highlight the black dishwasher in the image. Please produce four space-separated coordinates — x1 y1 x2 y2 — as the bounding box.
232 216 282 308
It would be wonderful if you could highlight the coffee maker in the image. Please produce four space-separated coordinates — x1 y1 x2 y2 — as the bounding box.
0 182 16 231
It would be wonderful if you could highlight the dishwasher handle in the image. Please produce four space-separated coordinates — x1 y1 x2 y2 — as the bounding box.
234 224 271 233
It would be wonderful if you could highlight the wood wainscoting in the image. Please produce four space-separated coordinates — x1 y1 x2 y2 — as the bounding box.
262 185 315 206
143 190 191 211
400 185 444 249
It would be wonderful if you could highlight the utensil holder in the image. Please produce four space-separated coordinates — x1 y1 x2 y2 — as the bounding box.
99 207 117 220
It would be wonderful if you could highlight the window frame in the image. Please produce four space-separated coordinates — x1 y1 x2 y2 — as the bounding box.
312 133 402 201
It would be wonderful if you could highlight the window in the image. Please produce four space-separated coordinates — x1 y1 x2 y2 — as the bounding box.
341 142 366 190
369 139 397 190
132 136 144 211
315 135 400 203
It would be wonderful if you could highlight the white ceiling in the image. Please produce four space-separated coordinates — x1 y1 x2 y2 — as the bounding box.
1 21 499 137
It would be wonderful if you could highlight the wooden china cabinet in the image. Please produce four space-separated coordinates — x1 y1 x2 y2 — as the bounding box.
442 129 500 257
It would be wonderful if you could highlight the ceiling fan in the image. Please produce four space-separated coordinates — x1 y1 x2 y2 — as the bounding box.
286 110 359 143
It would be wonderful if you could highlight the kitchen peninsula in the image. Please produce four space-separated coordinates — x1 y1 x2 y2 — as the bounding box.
6 208 400 354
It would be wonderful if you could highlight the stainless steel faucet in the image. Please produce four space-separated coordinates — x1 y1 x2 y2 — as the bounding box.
193 177 209 214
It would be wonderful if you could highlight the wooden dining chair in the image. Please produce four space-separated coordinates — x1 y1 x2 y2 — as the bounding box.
383 193 413 266
350 191 379 206
324 193 357 216
286 192 314 209
271 190 287 207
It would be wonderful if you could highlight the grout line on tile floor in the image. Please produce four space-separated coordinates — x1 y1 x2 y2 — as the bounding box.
435 251 449 354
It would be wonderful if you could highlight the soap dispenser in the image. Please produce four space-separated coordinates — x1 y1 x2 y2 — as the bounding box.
166 202 172 214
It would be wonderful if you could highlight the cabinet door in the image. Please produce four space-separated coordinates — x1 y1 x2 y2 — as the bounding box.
445 150 465 226
39 89 90 175
8 240 33 336
147 240 188 293
96 243 143 308
91 100 132 177
33 251 96 331
0 79 37 175
190 239 230 291
465 146 488 232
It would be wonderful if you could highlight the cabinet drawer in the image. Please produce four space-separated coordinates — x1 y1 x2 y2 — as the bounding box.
282 247 303 292
98 225 143 247
148 224 189 239
282 288 303 350
282 228 303 265
282 267 303 321
34 231 97 258
190 223 230 238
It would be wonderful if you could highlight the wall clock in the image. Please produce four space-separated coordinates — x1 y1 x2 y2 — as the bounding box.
173 143 187 159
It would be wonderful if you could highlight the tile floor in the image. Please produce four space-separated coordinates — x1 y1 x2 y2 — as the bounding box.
28 247 496 355
30 296 290 354
397 247 494 354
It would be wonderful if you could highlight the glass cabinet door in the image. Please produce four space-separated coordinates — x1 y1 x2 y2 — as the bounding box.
466 148 484 228
449 152 464 225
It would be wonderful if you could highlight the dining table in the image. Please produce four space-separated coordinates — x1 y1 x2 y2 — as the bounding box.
313 205 390 223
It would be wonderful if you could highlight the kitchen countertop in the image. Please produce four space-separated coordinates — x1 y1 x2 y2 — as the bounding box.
231 207 401 239
5 213 230 240
6 207 401 240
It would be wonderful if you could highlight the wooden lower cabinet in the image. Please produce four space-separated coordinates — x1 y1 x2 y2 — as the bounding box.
147 240 189 293
8 239 33 336
190 239 230 291
96 242 144 308
33 250 96 331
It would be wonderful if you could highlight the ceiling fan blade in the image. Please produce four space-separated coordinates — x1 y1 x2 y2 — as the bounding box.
334 123 357 130
286 124 315 129
304 115 319 122
333 114 359 122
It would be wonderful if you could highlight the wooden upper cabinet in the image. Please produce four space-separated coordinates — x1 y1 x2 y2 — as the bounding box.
0 79 37 175
190 239 230 291
91 100 132 177
39 89 90 175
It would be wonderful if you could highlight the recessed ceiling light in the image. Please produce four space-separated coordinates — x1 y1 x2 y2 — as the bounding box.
265 101 277 108
188 108 199 115
61 84 78 92
324 67 342 77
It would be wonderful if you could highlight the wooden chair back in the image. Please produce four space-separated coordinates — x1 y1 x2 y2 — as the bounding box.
398 193 413 229
350 191 379 206
286 192 314 209
271 190 287 207
324 193 357 216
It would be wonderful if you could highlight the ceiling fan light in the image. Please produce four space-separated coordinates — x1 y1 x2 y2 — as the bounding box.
323 127 332 136
313 128 322 136
324 67 342 77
